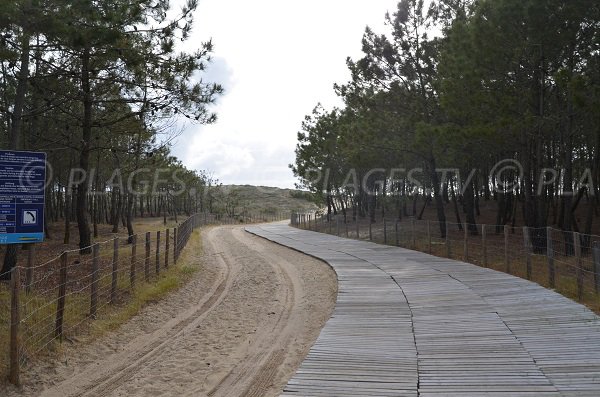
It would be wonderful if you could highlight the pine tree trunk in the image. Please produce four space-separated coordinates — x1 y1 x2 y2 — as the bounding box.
1 35 30 278
76 48 92 253
430 157 447 237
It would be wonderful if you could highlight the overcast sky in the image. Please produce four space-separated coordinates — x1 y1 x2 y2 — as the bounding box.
171 0 399 188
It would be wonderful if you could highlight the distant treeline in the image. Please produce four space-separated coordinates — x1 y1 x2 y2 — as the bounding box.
292 0 600 254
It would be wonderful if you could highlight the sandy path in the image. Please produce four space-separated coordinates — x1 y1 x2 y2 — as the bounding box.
7 225 337 397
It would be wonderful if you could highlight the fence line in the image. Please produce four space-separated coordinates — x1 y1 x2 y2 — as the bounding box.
292 212 600 311
1 211 289 386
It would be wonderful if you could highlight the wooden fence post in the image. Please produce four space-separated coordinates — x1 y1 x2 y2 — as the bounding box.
356 219 360 239
165 229 170 269
130 235 137 288
9 265 21 386
328 216 332 234
427 220 432 254
463 222 469 261
395 220 399 247
155 231 161 275
173 227 178 265
575 232 583 302
25 245 34 294
411 218 416 249
368 221 372 241
55 252 67 339
145 232 151 282
90 243 99 318
111 238 119 304
523 227 532 280
446 222 451 258
593 241 600 294
547 227 555 288
504 225 510 273
384 219 387 244
482 225 487 267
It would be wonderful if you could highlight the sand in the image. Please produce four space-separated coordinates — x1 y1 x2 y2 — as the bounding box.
5 225 337 397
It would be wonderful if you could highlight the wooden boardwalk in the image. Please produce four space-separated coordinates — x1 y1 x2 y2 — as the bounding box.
246 224 600 397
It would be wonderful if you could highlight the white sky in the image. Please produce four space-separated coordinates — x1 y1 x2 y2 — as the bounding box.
171 0 399 188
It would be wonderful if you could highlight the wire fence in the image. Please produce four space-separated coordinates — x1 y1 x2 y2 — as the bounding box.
1 211 289 386
292 212 600 311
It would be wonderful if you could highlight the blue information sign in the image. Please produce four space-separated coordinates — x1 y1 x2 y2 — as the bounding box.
0 150 47 244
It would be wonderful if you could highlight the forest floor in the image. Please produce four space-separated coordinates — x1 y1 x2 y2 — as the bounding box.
2 225 337 397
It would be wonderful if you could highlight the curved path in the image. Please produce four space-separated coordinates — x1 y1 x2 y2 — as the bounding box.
247 223 600 397
18 226 336 397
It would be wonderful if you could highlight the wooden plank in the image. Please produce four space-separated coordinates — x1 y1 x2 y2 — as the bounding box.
247 224 600 397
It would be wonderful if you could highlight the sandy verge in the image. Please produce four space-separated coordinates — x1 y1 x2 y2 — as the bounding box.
3 225 337 397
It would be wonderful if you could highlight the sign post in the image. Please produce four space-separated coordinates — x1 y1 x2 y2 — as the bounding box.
0 150 47 244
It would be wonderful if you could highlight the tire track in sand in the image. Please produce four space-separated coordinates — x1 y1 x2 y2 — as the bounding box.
34 226 336 397
40 227 234 397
